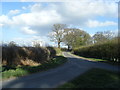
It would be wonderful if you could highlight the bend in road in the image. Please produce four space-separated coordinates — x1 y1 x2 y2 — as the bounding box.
2 52 120 88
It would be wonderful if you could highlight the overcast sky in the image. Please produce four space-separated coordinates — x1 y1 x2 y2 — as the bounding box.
0 0 118 46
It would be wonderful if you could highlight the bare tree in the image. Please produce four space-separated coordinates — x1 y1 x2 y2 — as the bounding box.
32 40 41 47
49 24 67 48
93 31 115 44
8 41 17 47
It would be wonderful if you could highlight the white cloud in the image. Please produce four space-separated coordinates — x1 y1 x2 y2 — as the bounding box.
22 6 27 10
8 9 62 27
30 3 42 12
86 20 117 28
0 24 3 27
1 6 63 35
0 15 12 27
1 1 118 36
8 9 20 15
60 1 118 18
21 27 37 34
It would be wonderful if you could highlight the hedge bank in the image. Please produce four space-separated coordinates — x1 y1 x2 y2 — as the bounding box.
73 39 119 63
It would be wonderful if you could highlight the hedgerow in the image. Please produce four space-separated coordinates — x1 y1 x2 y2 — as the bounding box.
2 44 61 66
73 38 119 63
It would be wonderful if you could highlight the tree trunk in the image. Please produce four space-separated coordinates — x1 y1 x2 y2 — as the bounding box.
68 45 70 51
58 42 60 48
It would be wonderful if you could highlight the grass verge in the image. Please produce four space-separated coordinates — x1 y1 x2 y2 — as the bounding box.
59 68 120 88
70 52 119 65
1 56 67 80
70 52 107 61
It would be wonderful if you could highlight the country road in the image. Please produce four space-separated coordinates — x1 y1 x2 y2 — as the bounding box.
1 52 120 88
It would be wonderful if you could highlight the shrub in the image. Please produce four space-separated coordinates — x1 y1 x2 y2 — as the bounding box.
54 47 62 55
2 46 18 66
73 38 119 63
26 47 50 63
61 48 68 51
46 46 56 58
2 46 51 66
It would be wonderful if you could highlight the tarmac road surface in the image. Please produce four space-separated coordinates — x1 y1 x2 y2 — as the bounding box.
1 52 120 88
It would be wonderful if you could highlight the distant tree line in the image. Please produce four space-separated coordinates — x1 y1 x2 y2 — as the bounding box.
49 24 116 50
